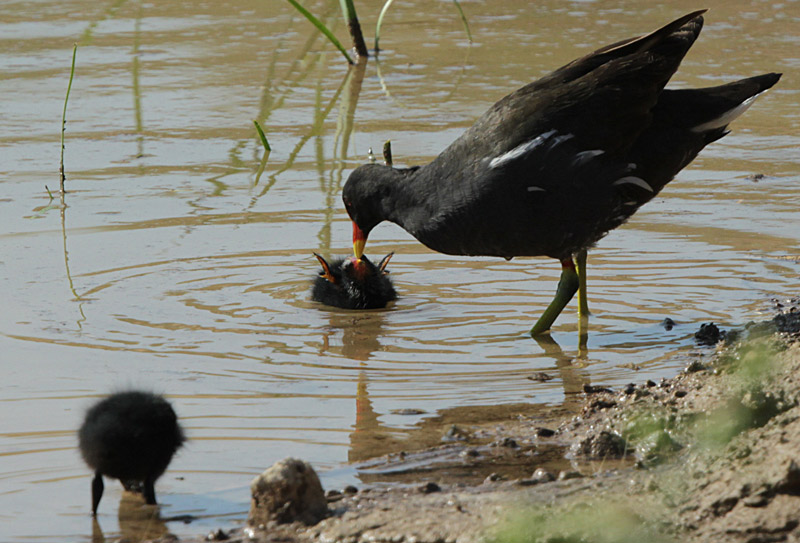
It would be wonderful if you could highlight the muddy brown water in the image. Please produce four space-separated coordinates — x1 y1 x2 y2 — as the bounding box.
1 0 798 541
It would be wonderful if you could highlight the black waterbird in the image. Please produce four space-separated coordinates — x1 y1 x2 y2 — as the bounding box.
78 391 185 515
311 253 397 309
342 10 781 335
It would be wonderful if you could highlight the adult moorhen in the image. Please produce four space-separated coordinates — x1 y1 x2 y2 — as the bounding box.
342 10 781 335
78 391 185 515
311 253 397 309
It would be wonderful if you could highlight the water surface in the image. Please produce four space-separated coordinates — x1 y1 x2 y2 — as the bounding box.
1 0 798 541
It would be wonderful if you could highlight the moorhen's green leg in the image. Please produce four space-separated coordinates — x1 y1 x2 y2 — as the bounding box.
91 471 104 516
575 249 590 318
530 258 579 336
143 478 157 505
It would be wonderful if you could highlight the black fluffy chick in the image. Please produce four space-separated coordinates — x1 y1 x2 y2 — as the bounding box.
78 391 185 515
311 253 397 309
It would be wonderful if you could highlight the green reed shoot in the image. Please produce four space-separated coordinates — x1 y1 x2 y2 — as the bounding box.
374 0 396 52
375 0 472 52
60 43 77 193
253 120 272 151
285 0 355 64
339 0 368 57
452 0 472 43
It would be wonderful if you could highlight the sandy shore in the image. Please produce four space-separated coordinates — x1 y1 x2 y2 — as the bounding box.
164 299 799 543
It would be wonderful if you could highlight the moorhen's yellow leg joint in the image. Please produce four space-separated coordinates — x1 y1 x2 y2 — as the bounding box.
575 249 590 318
530 259 579 336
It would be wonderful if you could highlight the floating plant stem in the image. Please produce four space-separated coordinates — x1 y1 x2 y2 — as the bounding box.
253 120 272 151
284 0 354 64
383 140 393 166
452 0 472 43
60 43 77 193
374 0 396 52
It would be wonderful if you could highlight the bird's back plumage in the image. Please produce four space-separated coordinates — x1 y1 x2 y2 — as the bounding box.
342 12 781 262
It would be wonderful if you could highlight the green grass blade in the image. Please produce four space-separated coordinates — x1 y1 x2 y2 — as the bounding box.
60 43 77 192
253 120 271 151
452 0 472 43
374 0 396 52
284 0 354 64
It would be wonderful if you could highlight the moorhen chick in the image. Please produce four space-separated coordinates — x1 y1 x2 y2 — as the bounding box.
342 10 781 335
78 391 185 515
311 253 397 309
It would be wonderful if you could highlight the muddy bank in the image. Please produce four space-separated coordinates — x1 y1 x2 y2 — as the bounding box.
169 301 799 543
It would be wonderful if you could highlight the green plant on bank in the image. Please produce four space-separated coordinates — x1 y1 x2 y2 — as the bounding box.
493 501 676 543
618 336 790 463
492 335 792 543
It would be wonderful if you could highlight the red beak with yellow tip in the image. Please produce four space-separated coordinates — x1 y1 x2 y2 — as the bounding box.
352 222 367 259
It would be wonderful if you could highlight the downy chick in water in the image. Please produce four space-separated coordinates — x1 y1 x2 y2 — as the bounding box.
311 253 397 309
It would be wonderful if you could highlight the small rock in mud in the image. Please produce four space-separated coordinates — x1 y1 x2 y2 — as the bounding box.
646 380 657 388
535 427 556 437
773 311 800 335
343 485 358 495
558 470 584 481
419 482 441 494
774 460 800 494
583 384 614 394
528 372 554 382
662 317 676 331
491 437 518 448
573 430 629 459
586 399 617 412
695 322 724 345
623 383 636 395
206 528 229 541
742 494 770 507
531 468 556 483
325 489 343 502
248 458 328 526
685 360 706 373
391 408 427 415
710 495 739 516
634 388 652 400
443 424 470 442
484 473 503 483
747 173 766 182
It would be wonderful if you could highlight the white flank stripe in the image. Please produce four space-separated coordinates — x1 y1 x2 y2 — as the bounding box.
571 149 605 167
489 129 558 169
691 91 765 132
527 186 546 192
552 134 575 146
613 176 653 192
